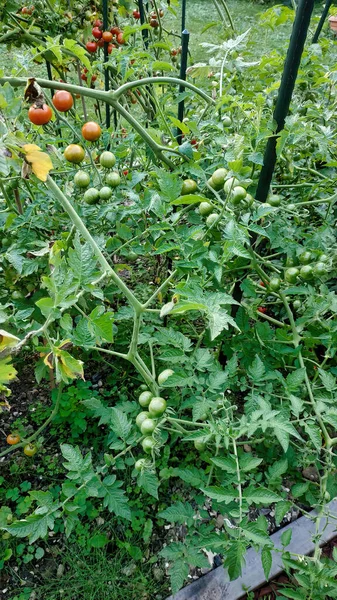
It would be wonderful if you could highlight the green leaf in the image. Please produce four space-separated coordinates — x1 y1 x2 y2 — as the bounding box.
261 547 272 579
201 486 239 504
243 486 282 504
98 475 131 521
224 540 246 580
281 528 292 547
171 194 207 206
241 522 270 546
286 368 306 392
138 471 159 499
248 355 265 382
6 512 56 544
110 407 131 439
88 533 109 548
304 421 322 451
239 454 263 472
211 455 237 474
142 519 153 544
0 356 17 386
169 559 189 595
152 60 176 72
158 502 194 525
274 500 292 526
318 369 336 391
172 467 203 487
280 590 307 600
290 482 309 498
267 458 288 481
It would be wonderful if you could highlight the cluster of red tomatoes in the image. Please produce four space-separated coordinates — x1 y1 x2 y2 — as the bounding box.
80 67 97 84
27 90 74 125
85 19 125 54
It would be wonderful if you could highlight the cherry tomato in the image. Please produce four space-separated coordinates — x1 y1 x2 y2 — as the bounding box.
93 19 103 27
268 194 281 207
86 41 97 53
181 179 197 195
257 307 267 314
148 397 167 418
83 188 100 204
269 277 281 292
158 369 174 386
133 9 140 18
74 170 90 188
230 186 247 205
300 265 313 280
110 26 121 35
199 202 213 216
224 177 239 194
116 32 125 44
28 103 53 125
293 299 302 310
150 18 159 27
136 411 150 429
139 391 153 407
100 151 116 168
313 262 328 277
6 433 20 445
134 459 147 471
299 251 312 265
99 186 112 200
140 418 156 436
64 144 85 163
106 172 121 187
159 9 164 17
92 26 102 39
194 440 206 451
91 74 97 82
52 90 73 112
142 436 156 454
102 31 113 42
81 73 87 81
123 169 129 176
285 267 299 284
24 443 37 457
22 6 29 13
81 121 102 142
107 44 116 53
97 38 105 48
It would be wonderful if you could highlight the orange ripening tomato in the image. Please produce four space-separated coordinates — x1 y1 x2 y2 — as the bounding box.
81 121 102 142
7 433 20 445
102 31 113 42
52 90 73 112
28 103 53 125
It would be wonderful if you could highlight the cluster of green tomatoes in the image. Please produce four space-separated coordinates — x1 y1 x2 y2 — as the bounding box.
134 369 173 471
72 150 121 204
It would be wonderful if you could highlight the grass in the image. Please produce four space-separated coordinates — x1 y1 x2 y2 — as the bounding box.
8 542 165 600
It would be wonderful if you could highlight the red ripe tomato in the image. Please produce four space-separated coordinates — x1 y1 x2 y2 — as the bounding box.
123 169 129 176
257 307 267 314
171 48 178 56
81 73 87 81
107 43 116 53
133 9 140 18
21 6 29 13
150 18 159 28
116 32 125 44
28 103 53 125
110 26 121 35
259 281 265 287
91 74 97 82
81 121 102 141
102 31 113 42
86 41 97 53
83 67 88 73
97 38 104 47
52 90 73 112
93 19 103 27
92 26 102 39
191 138 198 146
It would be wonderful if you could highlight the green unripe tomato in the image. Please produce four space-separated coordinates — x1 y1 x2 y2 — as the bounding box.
181 178 198 195
224 177 239 194
199 202 213 216
83 188 100 204
140 418 157 435
268 194 281 207
157 369 174 386
1 237 9 248
136 411 150 429
138 390 153 407
12 290 24 300
324 491 331 501
300 265 313 280
194 440 206 451
148 397 167 418
287 203 296 211
134 458 147 472
313 262 328 277
106 171 121 187
293 299 301 310
286 257 296 267
210 168 227 190
222 115 232 127
243 193 254 208
139 383 148 391
285 267 299 283
99 151 116 168
319 254 328 263
74 170 90 188
206 213 219 227
269 277 281 292
99 186 113 200
230 186 247 205
299 251 312 265
142 436 156 454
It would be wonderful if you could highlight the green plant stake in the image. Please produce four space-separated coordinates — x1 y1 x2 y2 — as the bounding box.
256 0 315 202
176 29 190 145
312 0 333 43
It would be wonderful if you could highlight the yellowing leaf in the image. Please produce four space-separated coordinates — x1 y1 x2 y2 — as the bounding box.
0 330 19 351
0 356 17 385
23 144 53 182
